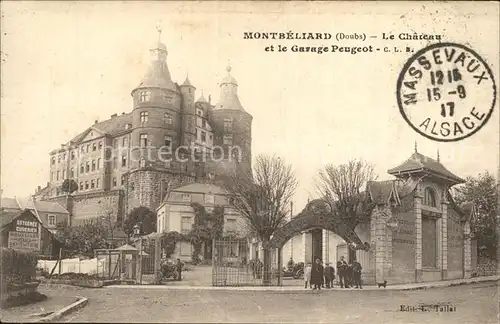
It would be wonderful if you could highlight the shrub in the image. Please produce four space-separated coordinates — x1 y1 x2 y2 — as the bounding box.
1 248 38 294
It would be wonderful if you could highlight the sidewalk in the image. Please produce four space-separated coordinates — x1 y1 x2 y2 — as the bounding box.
106 275 499 291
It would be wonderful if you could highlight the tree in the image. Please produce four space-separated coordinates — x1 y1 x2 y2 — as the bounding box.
123 207 157 237
97 200 121 244
316 159 377 230
55 220 110 258
224 155 298 285
61 179 78 195
188 204 224 264
453 171 498 260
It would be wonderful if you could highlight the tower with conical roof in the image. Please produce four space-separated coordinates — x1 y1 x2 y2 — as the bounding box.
210 64 253 177
129 25 181 170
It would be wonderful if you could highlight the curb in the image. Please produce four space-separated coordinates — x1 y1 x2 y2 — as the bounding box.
35 296 88 323
104 276 499 292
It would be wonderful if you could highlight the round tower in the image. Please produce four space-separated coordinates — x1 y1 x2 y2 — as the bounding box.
210 64 253 177
130 28 181 169
180 75 196 147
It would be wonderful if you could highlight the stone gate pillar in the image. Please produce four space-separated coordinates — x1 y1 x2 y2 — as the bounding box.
464 222 472 278
441 195 448 280
414 184 423 282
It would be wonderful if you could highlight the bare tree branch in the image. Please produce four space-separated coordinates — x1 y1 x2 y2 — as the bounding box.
223 154 298 243
316 159 377 229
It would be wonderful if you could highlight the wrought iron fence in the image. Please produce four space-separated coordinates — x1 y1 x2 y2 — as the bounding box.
212 238 281 286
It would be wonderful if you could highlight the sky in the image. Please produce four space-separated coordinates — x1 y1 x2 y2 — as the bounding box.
1 1 499 210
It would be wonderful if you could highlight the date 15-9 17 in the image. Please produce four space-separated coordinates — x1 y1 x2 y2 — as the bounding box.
397 43 496 142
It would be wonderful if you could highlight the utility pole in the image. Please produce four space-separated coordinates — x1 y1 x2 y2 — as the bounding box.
289 201 293 260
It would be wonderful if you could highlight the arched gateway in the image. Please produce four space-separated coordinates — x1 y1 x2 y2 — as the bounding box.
268 199 370 250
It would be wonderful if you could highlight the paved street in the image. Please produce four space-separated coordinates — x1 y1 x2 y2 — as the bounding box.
40 282 498 323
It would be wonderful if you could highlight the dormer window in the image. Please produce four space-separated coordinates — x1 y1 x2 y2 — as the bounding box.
423 187 437 207
139 91 151 102
224 118 233 132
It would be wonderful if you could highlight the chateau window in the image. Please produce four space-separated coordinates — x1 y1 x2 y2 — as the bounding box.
48 215 56 226
113 139 118 149
51 172 54 181
224 118 233 132
122 155 127 167
226 219 237 233
71 151 75 160
195 128 198 138
139 91 150 102
86 145 90 153
70 168 74 178
97 158 101 169
57 156 60 163
140 134 148 148
182 194 191 202
79 182 83 191
85 181 89 190
91 180 95 189
223 135 233 145
81 146 84 153
202 119 206 128
51 157 55 165
122 137 128 147
121 175 125 185
140 159 146 168
140 111 149 123
96 178 100 188
86 162 90 172
92 160 96 171
92 143 97 151
113 157 118 169
201 131 206 143
164 113 172 124
210 135 213 140
62 170 66 179
80 164 84 173
56 171 60 181
113 177 117 187
423 188 437 207
164 135 172 148
62 153 66 161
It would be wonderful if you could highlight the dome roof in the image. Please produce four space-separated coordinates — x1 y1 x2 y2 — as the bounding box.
196 92 208 103
221 65 238 86
153 41 167 51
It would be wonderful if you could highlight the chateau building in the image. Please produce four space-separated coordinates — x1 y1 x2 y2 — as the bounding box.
37 30 252 225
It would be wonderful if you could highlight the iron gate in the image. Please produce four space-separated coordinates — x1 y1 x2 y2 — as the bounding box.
212 238 281 286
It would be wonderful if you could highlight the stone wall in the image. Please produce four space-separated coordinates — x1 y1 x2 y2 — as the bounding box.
70 190 124 226
447 207 464 279
125 169 195 214
390 195 416 284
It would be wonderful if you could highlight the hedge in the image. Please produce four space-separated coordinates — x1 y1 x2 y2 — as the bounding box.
1 247 38 294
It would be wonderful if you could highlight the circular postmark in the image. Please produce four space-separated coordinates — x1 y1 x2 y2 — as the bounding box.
397 42 497 142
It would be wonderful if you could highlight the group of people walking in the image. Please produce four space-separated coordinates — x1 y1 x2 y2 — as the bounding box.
303 256 362 290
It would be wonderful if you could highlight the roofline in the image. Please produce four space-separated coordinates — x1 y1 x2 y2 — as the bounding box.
388 168 464 184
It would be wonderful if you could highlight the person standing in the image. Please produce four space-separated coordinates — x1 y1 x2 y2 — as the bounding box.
352 259 363 289
336 256 348 288
345 261 354 288
324 263 335 288
310 258 324 290
176 259 183 281
304 262 312 289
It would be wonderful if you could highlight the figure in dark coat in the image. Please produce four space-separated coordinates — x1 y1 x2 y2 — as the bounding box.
310 258 324 290
176 259 183 281
336 256 348 288
324 263 335 288
352 260 363 289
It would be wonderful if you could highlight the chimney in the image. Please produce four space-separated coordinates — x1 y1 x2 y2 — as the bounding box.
37 186 41 192
122 112 125 115
111 113 118 118
94 120 98 124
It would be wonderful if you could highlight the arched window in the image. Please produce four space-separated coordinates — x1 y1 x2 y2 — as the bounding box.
423 187 437 207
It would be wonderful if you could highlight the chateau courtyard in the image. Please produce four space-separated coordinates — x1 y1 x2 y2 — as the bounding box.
43 281 497 323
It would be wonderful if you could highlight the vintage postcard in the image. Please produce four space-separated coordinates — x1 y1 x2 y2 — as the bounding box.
0 1 498 323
